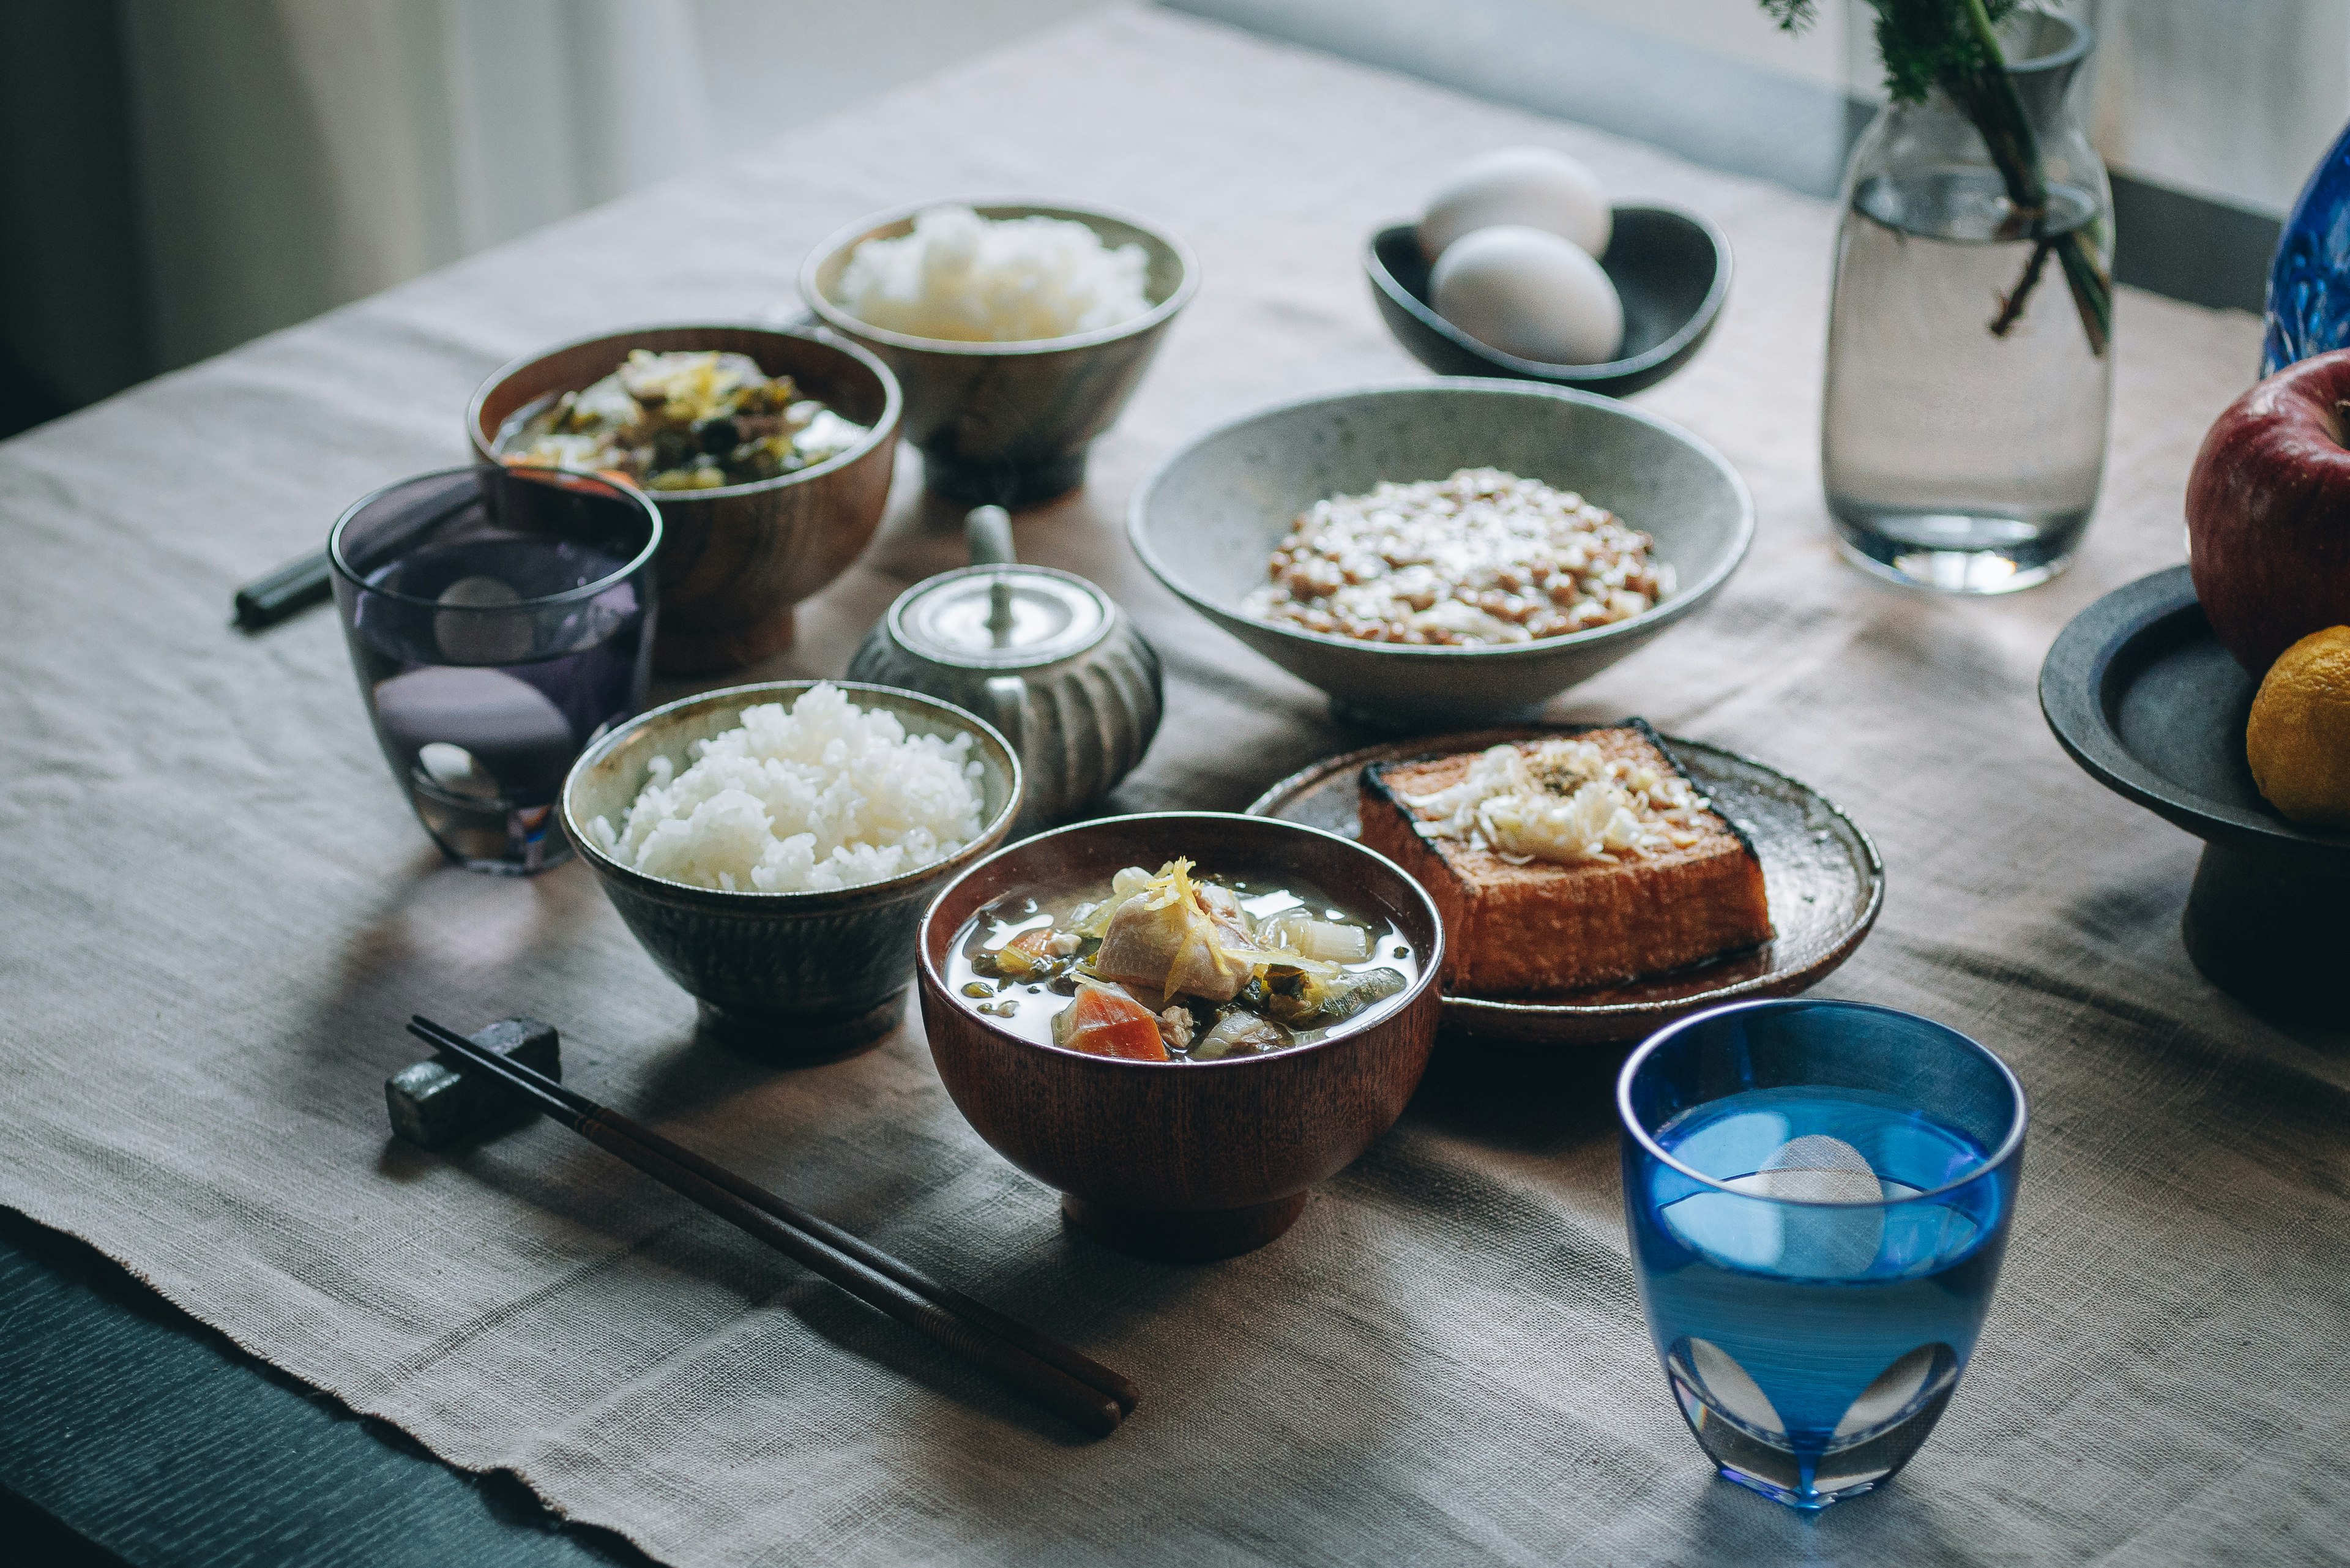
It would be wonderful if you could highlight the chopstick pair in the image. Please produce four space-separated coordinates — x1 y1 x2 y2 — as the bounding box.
405 1015 1136 1436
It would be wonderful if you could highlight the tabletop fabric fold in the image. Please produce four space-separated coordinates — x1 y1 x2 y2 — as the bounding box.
3 9 2344 1566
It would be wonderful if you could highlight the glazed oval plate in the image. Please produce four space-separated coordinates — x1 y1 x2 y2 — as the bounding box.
1245 728 1883 1043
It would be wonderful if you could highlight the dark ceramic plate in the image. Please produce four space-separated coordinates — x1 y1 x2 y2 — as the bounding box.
1365 206 1731 398
2039 564 2350 1015
2040 564 2350 864
1246 728 1882 1043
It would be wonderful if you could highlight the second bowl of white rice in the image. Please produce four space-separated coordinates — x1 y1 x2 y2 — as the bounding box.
562 679 1021 1060
800 199 1198 507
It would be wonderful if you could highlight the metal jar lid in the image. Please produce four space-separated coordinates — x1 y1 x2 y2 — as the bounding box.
886 508 1115 672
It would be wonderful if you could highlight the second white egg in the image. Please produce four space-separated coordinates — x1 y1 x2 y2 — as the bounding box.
1431 225 1625 366
1419 146 1613 263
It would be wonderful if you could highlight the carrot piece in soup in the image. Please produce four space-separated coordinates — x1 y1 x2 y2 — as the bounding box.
1058 984 1170 1061
996 925 1056 977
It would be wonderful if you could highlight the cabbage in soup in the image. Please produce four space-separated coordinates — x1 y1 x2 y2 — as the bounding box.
946 859 1418 1061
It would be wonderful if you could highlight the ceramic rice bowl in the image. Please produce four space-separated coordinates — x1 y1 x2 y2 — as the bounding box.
563 680 1020 1062
800 200 1197 506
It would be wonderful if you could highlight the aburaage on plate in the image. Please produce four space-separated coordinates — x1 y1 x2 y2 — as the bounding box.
1359 723 1769 995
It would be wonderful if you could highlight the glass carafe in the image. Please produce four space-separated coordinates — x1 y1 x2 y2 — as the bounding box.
1821 12 2113 594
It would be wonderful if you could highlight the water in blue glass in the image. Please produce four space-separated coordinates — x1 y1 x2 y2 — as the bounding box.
2264 118 2350 374
1631 1085 2012 1509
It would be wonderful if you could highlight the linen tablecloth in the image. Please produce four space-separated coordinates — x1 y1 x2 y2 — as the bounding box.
4 8 2343 1564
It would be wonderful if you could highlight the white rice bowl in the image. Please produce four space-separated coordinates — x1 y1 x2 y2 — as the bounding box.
591 684 985 894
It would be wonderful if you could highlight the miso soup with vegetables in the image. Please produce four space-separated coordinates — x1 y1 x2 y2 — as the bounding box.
946 859 1419 1061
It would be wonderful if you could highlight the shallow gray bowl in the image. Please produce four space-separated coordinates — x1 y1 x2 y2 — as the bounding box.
801 200 1198 506
1128 380 1754 728
561 681 1022 1062
1367 206 1732 397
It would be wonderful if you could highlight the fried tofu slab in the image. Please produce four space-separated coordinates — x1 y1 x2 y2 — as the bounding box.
1359 724 1771 996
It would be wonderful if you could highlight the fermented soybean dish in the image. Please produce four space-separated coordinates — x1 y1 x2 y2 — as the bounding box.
946 859 1419 1061
1242 467 1670 646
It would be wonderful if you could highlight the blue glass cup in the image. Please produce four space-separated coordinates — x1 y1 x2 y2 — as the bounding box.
1618 999 2026 1510
330 466 660 874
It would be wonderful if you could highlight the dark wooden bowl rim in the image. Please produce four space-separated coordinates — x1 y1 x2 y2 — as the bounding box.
464 322 903 501
917 811 1445 1072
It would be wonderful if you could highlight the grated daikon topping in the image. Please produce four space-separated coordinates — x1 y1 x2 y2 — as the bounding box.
1400 737 1711 864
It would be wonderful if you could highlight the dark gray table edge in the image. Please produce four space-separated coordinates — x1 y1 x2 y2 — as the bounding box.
0 1204 655 1568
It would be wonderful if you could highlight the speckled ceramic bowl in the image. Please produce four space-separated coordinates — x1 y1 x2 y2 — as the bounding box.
1128 379 1754 729
561 681 1021 1061
800 200 1198 506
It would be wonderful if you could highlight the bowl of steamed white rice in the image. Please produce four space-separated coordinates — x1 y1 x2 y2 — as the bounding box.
800 200 1198 506
562 679 1021 1059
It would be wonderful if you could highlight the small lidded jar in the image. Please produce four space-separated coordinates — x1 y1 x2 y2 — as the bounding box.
848 508 1162 827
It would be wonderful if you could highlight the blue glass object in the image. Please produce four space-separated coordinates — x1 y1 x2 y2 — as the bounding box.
1618 1000 2026 1510
2264 118 2350 375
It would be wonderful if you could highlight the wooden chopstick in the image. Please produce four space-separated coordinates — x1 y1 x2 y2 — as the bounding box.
407 1014 1135 1414
406 1015 1131 1436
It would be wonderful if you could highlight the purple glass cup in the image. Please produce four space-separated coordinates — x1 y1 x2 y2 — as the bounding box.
329 466 660 873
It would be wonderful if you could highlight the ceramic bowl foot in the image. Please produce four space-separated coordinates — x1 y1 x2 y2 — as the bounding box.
1060 1191 1309 1261
695 986 907 1066
922 447 1088 507
654 605 795 677
2180 842 2350 1021
1329 698 1545 734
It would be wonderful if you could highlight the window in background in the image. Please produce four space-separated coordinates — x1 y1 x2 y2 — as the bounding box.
0 0 1103 435
1171 0 2350 311
4 0 2343 439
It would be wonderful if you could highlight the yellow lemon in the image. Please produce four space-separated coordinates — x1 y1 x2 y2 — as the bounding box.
2247 625 2350 828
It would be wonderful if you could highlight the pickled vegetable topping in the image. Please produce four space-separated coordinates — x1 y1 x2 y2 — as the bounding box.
498 349 869 491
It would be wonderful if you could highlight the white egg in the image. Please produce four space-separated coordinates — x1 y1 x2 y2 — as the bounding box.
1431 225 1625 365
1419 146 1612 263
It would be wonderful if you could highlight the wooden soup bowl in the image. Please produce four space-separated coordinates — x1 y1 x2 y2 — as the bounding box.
917 812 1444 1261
469 324 902 676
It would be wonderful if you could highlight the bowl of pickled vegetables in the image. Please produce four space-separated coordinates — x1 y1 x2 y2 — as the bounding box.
917 811 1443 1260
469 324 901 674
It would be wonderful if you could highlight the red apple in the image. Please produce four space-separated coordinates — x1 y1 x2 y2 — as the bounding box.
2185 348 2350 675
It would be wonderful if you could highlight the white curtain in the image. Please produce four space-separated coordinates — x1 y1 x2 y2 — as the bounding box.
118 0 1097 369
122 0 714 366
